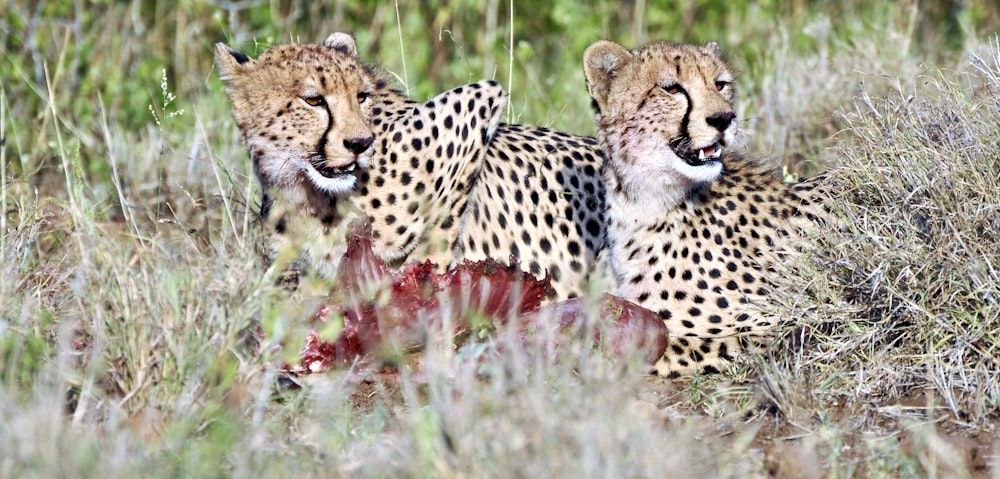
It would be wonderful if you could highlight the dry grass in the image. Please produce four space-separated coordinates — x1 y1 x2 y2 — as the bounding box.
753 35 1000 477
778 35 1000 419
3 1 1000 477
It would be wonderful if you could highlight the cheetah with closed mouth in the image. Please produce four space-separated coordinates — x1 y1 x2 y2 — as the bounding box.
216 33 606 300
583 39 829 376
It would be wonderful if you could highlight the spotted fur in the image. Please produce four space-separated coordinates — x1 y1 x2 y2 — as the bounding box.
460 124 605 299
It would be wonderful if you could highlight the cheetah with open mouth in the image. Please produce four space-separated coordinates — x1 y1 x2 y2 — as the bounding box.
584 39 830 376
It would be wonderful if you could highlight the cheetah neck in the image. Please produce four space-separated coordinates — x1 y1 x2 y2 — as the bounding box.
600 137 708 228
600 130 725 289
604 162 693 223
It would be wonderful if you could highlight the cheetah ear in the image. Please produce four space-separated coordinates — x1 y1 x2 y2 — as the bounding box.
323 32 359 58
705 41 722 56
583 40 632 114
214 43 251 82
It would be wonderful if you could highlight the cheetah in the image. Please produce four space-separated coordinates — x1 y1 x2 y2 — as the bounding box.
216 33 605 300
216 33 507 281
583 39 829 376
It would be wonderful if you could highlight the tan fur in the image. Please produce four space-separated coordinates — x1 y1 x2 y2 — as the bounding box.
584 40 829 376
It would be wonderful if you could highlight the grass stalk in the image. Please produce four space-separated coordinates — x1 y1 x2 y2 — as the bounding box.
506 0 514 123
393 0 409 94
197 110 244 249
1 84 6 256
99 93 146 248
43 63 78 219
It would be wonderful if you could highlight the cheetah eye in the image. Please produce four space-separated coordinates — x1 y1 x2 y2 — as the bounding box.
303 95 325 107
357 91 371 104
715 81 730 92
661 84 683 95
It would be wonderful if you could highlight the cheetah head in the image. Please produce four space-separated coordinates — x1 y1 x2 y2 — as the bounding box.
215 33 375 196
584 40 737 192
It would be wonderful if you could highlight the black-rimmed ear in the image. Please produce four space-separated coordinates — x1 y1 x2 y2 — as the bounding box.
323 32 359 58
583 40 633 113
214 43 251 81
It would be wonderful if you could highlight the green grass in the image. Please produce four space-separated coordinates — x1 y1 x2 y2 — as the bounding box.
3 1 1000 477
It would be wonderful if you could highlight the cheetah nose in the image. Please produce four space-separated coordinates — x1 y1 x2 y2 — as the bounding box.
706 111 736 132
344 135 374 155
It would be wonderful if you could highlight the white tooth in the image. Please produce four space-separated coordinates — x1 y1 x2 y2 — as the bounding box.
715 146 723 157
699 149 706 160
345 164 355 172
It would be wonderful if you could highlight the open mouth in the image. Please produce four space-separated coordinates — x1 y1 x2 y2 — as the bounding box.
312 161 357 178
673 142 723 167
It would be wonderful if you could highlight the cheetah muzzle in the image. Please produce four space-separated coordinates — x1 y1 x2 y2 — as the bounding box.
671 107 734 168
672 140 724 168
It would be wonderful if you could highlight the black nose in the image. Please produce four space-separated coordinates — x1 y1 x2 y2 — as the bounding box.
344 135 373 155
706 111 736 132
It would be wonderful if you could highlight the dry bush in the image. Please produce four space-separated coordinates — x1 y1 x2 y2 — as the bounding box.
739 11 932 176
766 37 1000 430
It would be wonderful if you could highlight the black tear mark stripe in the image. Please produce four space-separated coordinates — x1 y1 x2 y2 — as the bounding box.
679 88 692 146
314 101 335 164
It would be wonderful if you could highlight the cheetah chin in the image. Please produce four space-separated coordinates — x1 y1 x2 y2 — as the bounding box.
672 141 723 168
305 154 370 194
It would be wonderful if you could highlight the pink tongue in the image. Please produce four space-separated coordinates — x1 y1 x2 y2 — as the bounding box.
701 145 717 157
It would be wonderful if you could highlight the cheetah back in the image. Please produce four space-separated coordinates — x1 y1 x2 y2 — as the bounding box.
356 81 507 268
459 124 606 300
